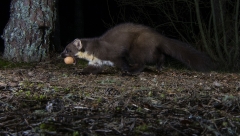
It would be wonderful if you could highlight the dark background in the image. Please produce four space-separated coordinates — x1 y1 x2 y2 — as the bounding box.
0 0 206 54
0 0 120 53
0 0 11 53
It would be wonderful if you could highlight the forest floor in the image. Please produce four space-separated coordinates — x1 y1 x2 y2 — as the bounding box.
0 56 240 136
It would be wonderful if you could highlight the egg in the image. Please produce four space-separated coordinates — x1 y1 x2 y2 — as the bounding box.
64 57 74 64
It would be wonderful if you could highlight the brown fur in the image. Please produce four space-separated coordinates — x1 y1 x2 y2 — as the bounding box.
61 23 212 74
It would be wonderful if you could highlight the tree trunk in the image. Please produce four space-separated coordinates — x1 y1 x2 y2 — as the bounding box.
2 0 56 62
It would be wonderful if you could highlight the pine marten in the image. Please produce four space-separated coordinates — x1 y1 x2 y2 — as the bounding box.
61 23 212 74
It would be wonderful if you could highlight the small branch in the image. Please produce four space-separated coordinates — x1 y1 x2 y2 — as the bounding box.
219 0 230 63
211 0 225 62
234 0 240 61
194 0 216 60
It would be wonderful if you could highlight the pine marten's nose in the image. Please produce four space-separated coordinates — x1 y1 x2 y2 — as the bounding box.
60 50 68 58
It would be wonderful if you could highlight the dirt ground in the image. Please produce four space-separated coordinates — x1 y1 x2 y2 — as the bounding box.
0 57 240 136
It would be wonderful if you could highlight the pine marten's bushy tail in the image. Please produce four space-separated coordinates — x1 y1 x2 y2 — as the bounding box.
159 36 212 72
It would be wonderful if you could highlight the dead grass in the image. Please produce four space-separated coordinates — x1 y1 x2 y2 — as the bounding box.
0 57 240 135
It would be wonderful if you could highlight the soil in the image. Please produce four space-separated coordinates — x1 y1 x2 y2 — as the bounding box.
0 57 240 136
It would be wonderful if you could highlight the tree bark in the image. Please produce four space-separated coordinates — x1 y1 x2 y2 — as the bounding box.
2 0 56 62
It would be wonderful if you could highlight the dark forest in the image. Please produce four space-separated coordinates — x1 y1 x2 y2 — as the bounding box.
0 1 240 135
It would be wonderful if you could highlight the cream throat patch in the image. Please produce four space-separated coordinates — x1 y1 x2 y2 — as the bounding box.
75 51 114 67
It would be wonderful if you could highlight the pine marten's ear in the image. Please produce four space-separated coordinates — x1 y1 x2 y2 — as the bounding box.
73 39 82 50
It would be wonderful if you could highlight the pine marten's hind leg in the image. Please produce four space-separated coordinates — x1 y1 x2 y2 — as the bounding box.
112 57 131 72
126 50 146 74
156 53 165 72
112 57 145 75
127 63 145 74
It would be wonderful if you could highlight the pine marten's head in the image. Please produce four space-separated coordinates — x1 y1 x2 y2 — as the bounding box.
61 39 84 57
61 39 85 64
61 38 99 65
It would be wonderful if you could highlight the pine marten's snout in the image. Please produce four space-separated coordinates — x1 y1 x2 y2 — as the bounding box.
61 49 77 64
61 50 69 58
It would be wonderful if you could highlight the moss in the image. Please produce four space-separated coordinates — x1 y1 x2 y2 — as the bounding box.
40 123 57 131
73 131 80 136
0 59 10 67
0 58 35 69
136 124 148 131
